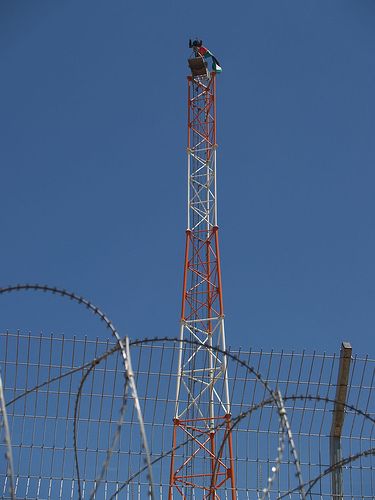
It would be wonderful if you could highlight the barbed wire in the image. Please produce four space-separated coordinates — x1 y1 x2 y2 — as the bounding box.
0 284 155 500
0 284 118 338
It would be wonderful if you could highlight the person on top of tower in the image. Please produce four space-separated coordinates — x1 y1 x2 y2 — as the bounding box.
189 39 222 73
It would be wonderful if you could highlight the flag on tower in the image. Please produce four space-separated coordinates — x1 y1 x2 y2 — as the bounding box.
197 45 222 73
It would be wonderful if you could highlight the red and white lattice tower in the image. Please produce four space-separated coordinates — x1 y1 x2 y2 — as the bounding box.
169 59 236 499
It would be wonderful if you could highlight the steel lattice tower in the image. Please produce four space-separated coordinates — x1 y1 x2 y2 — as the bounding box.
168 66 236 499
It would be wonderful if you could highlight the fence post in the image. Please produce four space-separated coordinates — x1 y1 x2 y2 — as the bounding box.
330 341 352 499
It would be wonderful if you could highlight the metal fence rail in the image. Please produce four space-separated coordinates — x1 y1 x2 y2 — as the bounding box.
0 331 374 499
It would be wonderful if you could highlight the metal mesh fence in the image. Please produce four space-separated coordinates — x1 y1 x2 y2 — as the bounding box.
0 331 374 499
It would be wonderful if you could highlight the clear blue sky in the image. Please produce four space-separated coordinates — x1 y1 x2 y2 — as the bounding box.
1 1 374 355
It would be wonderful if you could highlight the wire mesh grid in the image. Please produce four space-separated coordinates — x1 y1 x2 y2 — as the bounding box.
0 331 374 499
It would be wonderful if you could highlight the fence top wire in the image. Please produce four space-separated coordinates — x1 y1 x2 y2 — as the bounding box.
0 330 374 499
